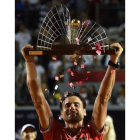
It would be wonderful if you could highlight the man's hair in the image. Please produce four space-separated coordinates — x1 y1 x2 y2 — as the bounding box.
59 92 86 110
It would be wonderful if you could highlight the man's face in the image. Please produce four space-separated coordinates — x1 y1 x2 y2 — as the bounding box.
61 96 86 123
22 127 36 140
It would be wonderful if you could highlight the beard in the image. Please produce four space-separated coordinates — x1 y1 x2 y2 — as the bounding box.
65 111 83 123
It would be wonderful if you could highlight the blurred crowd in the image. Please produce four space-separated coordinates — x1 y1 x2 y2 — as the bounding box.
15 0 125 106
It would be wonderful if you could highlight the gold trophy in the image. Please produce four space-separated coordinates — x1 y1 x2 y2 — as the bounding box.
71 19 81 44
71 19 81 28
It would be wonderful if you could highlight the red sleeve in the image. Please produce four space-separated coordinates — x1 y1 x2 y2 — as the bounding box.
39 117 60 140
86 117 104 140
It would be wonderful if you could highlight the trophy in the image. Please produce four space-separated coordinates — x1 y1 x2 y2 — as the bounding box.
24 4 116 55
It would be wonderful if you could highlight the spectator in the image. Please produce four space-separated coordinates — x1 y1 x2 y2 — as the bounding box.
34 56 46 84
47 55 62 94
21 124 37 140
104 115 116 140
79 85 89 105
15 24 32 51
87 85 97 105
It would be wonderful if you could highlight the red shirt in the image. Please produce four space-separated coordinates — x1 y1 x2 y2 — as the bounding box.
40 117 104 140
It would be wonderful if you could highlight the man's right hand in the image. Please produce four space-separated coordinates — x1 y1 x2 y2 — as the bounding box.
21 44 34 62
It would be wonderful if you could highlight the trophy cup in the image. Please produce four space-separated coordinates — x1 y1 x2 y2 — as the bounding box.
24 4 116 55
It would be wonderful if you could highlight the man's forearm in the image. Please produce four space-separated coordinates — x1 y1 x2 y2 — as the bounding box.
98 56 118 101
98 65 116 101
26 62 37 80
25 61 42 97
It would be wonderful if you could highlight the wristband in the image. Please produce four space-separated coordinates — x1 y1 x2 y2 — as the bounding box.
108 60 120 68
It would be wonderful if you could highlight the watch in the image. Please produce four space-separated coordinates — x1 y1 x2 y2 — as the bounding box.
108 60 120 68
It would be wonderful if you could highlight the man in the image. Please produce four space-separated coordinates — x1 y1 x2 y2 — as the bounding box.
21 43 123 140
21 124 37 140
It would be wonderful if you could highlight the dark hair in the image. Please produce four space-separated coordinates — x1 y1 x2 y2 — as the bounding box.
59 92 86 110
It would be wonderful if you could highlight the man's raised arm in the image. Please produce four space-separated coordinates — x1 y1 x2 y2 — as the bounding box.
21 44 52 130
92 43 123 130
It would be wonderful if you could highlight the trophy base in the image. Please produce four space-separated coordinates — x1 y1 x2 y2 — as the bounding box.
24 44 116 55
